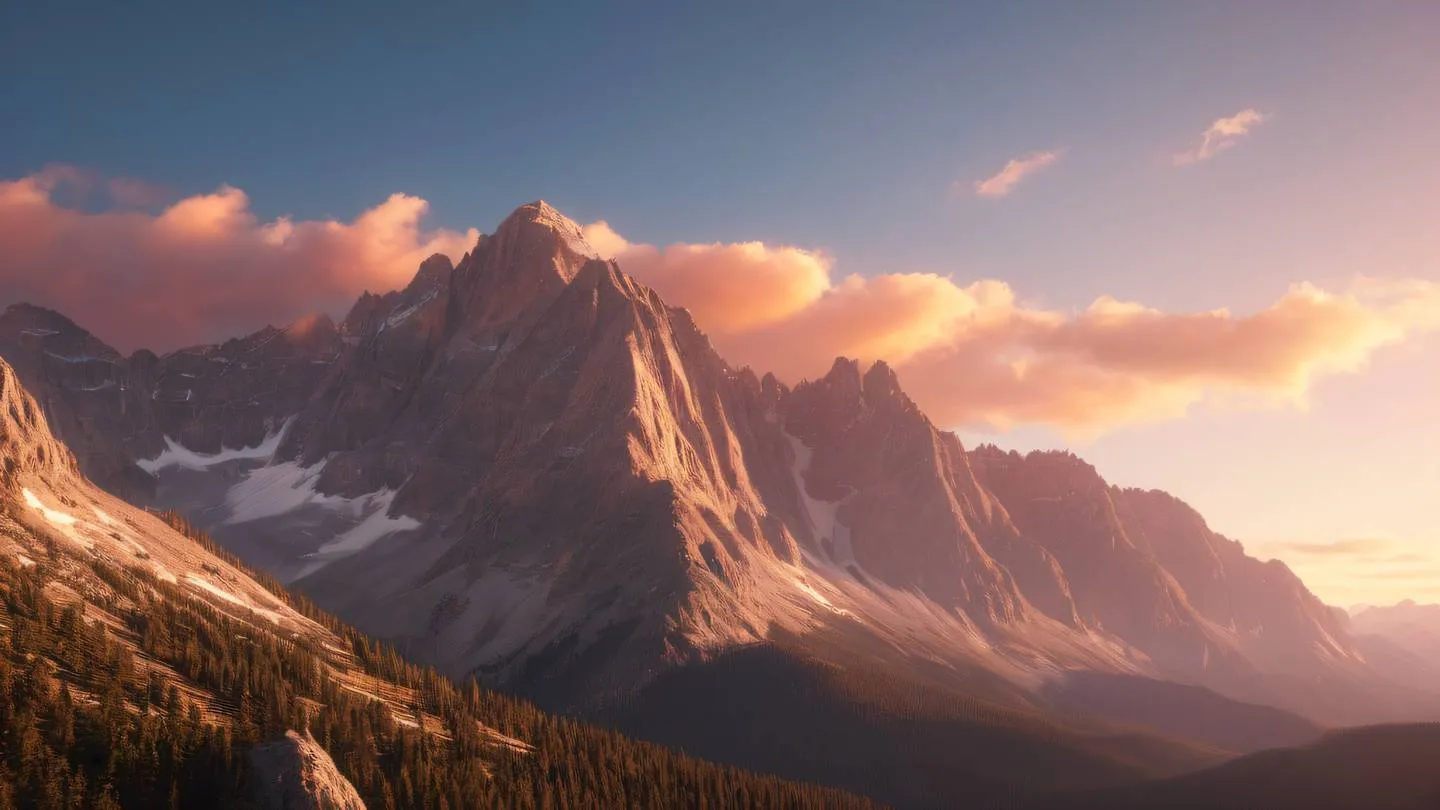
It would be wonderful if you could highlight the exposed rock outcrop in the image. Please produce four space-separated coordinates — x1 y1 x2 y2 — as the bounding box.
249 730 367 810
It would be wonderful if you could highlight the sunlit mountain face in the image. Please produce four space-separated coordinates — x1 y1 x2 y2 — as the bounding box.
2 199 1439 808
5 4 1440 808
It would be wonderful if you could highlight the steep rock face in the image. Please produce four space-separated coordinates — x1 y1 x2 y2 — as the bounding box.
780 359 1069 625
965 448 1434 725
0 357 81 489
449 200 590 330
250 730 368 810
0 353 332 640
0 302 340 501
288 254 457 493
285 245 824 700
969 447 1231 677
1111 488 1356 678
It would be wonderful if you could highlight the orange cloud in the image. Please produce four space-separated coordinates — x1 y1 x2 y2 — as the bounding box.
972 149 1063 198
1174 108 1269 166
581 221 833 332
589 222 1440 432
0 167 478 352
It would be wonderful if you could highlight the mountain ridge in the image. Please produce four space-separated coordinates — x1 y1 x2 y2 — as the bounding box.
0 351 880 808
2 201 1435 737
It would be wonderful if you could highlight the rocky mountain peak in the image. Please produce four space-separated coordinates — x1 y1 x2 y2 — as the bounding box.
821 355 863 388
447 201 600 333
282 311 338 343
861 359 899 394
0 302 122 361
492 200 598 271
410 252 456 291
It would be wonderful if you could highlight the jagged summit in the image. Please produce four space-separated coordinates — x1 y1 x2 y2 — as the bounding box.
440 201 605 337
283 311 337 338
492 200 598 264
412 252 456 289
505 199 569 225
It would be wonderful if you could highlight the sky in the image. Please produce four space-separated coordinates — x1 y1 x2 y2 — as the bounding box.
2 1 1438 605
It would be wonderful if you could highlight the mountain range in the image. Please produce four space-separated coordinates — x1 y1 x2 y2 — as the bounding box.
0 351 875 808
4 200 1439 807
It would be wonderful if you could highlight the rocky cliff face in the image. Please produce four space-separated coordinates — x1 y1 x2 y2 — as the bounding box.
269 206 838 699
1 201 1431 725
249 730 367 810
1110 486 1356 678
0 302 340 502
970 448 1249 679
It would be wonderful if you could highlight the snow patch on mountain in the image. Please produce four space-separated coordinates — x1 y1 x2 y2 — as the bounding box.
22 487 86 546
224 461 332 524
292 490 420 580
224 459 419 577
782 431 860 568
383 289 438 330
185 574 284 624
137 417 294 473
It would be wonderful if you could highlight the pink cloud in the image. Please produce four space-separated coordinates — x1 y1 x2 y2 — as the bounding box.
590 221 1440 432
581 221 833 333
972 149 1064 198
5 168 1436 434
1174 108 1269 166
0 167 478 352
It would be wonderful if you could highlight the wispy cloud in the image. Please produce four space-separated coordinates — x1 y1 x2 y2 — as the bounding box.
1270 538 1395 557
971 149 1063 198
1353 569 1440 581
1173 108 1268 166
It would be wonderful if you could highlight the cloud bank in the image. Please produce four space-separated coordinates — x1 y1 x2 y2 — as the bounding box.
0 166 478 351
4 166 1438 434
586 222 1440 433
972 150 1063 197
1174 109 1268 166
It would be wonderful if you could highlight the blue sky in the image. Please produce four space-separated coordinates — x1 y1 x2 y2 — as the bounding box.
3 1 1439 604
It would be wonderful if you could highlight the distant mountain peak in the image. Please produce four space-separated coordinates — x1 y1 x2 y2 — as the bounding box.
823 356 862 383
412 252 456 288
283 311 337 338
861 359 904 402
